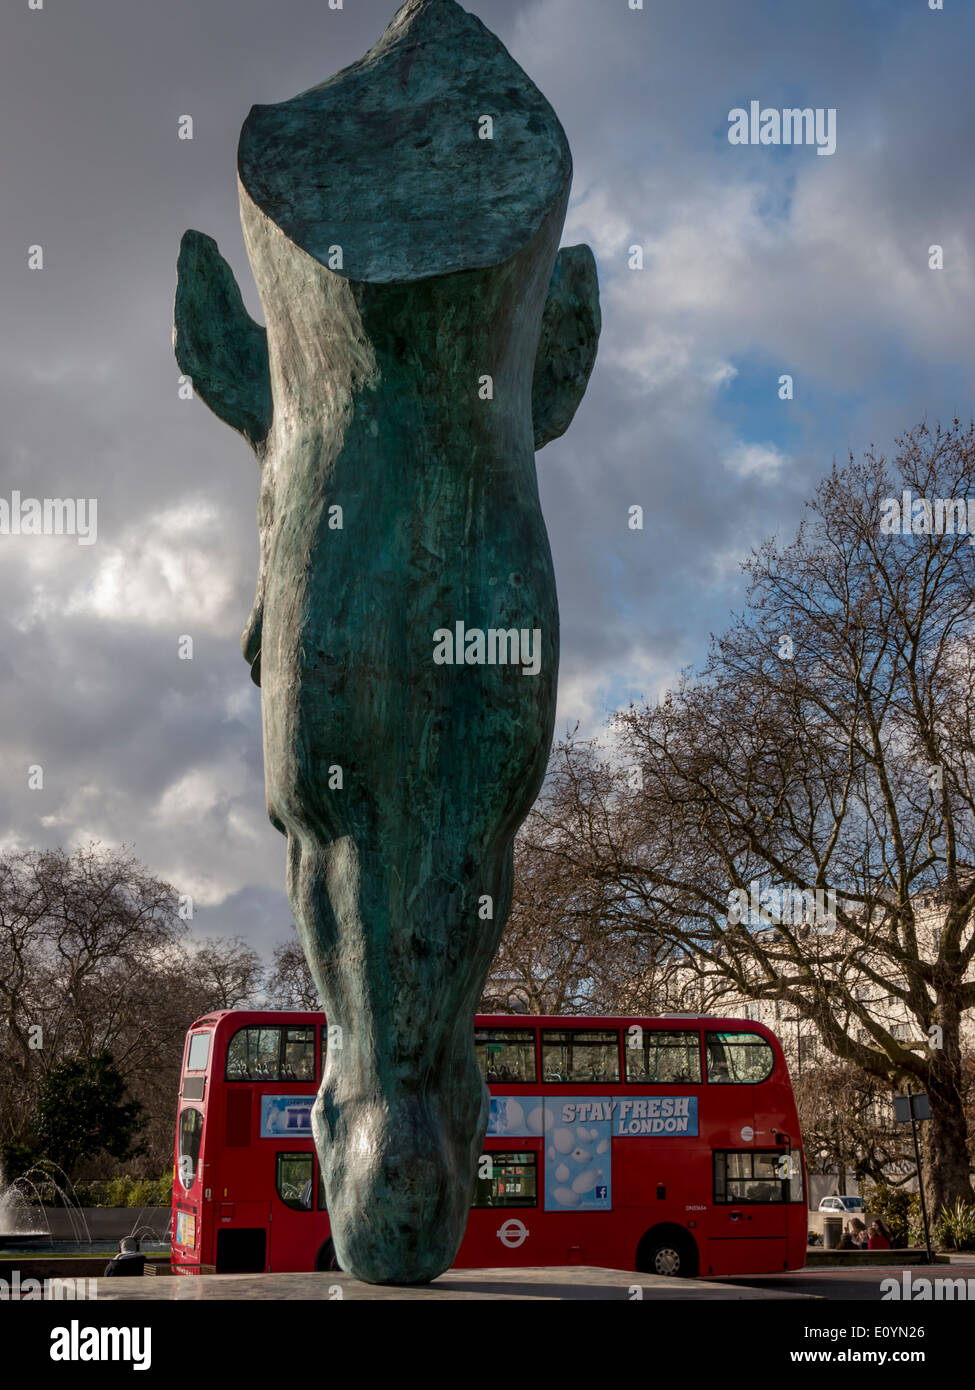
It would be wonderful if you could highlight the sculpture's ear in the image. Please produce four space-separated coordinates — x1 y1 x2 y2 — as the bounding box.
532 244 601 451
174 230 272 454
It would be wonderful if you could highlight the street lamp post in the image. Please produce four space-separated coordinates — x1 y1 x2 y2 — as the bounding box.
894 1086 933 1264
906 1085 933 1265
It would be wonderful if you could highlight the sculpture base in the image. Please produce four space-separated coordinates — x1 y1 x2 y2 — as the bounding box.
92 1266 816 1301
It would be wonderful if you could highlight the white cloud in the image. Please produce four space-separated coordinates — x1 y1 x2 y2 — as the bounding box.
65 499 238 630
150 763 276 906
724 442 790 481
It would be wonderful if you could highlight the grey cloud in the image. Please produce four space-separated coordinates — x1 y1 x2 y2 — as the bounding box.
1 0 971 961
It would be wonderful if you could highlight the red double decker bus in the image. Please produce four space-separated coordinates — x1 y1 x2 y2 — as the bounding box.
172 1011 807 1279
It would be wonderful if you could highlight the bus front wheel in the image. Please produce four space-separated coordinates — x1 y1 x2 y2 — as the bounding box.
636 1227 699 1279
315 1239 342 1273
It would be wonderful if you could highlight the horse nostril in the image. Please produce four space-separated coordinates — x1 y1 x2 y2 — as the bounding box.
242 600 264 665
242 609 264 687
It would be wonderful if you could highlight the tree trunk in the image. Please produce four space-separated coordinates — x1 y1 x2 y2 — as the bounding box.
922 987 973 1216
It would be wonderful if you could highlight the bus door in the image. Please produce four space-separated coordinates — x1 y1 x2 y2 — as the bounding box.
708 1148 790 1275
466 1138 544 1268
268 1149 320 1272
215 1200 272 1273
754 1075 803 1240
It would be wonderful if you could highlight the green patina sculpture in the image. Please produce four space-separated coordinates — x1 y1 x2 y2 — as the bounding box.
173 0 599 1284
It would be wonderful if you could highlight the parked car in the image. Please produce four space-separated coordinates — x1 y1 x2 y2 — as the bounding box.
818 1195 866 1216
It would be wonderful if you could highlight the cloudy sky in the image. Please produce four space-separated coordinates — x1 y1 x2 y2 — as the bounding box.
1 0 972 957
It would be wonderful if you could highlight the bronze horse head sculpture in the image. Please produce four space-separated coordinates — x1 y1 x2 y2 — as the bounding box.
174 0 599 1283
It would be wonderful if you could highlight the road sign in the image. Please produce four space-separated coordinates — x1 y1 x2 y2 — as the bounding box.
894 1093 930 1123
894 1087 933 1262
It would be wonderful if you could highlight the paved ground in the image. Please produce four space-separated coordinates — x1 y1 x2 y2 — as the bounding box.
90 1265 819 1301
711 1261 975 1301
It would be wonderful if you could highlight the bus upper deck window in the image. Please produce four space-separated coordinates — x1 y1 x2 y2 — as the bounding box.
474 1029 537 1083
541 1029 620 1083
625 1030 701 1084
186 1033 210 1072
226 1024 318 1081
282 1027 315 1080
226 1026 281 1080
705 1032 774 1084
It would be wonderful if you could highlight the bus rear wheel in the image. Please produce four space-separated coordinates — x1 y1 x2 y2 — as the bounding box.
636 1227 698 1279
315 1239 342 1273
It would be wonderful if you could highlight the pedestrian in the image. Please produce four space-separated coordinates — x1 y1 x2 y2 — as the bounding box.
104 1236 146 1277
837 1228 856 1250
849 1217 868 1248
868 1218 892 1250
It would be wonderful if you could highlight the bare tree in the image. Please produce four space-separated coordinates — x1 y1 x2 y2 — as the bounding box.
265 937 321 1011
536 422 975 1214
0 845 182 1148
184 936 263 1012
0 844 265 1174
796 1064 913 1192
483 805 705 1015
481 812 606 1013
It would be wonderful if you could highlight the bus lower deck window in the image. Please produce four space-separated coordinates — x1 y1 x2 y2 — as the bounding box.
472 1153 538 1208
177 1107 204 1191
714 1150 803 1203
276 1153 314 1211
